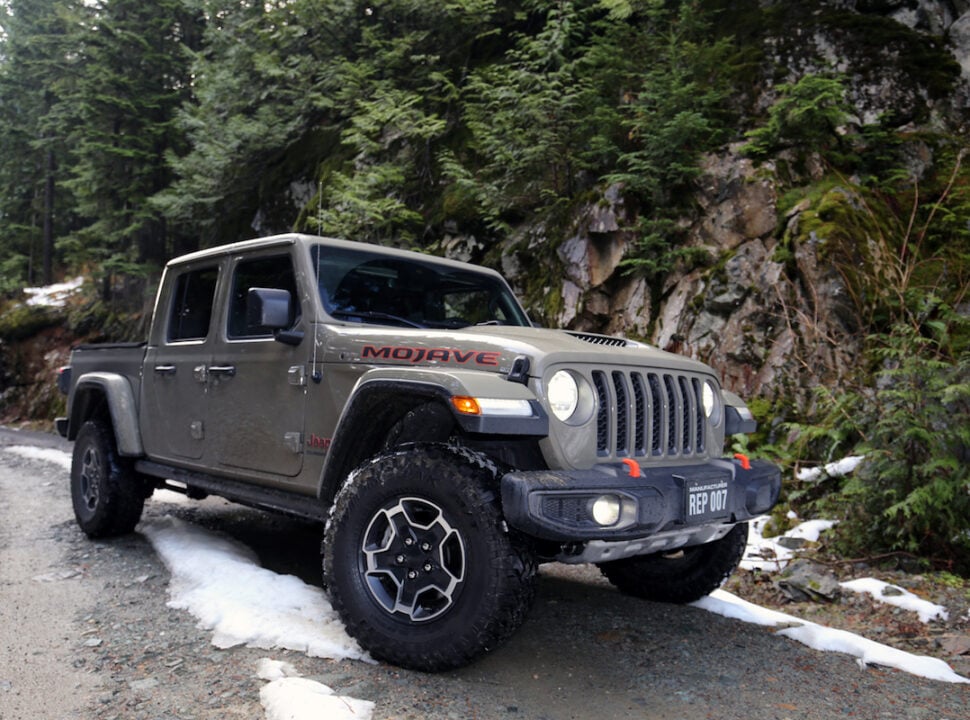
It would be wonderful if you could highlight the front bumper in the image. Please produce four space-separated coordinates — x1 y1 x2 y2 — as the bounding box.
501 457 780 543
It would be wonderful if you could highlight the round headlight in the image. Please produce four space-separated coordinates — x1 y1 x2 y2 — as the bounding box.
702 380 722 425
547 370 579 422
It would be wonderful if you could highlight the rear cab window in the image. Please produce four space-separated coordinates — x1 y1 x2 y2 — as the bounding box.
167 267 219 342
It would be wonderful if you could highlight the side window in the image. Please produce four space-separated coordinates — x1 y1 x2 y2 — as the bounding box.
228 254 300 338
168 267 219 342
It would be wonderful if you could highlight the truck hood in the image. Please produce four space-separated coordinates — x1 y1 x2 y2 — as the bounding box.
322 324 718 379
465 326 716 376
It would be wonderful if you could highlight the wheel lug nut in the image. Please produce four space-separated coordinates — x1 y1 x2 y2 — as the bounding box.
404 537 414 546
396 554 405 564
420 542 431 552
423 563 433 573
407 570 418 579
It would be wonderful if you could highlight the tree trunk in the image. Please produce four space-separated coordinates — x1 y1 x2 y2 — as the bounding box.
42 149 55 285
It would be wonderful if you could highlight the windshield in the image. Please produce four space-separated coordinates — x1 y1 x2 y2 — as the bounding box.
310 245 531 329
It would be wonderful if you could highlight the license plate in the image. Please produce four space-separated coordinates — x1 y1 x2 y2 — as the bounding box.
684 478 730 523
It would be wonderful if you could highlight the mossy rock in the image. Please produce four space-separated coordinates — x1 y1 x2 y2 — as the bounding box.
0 304 62 342
782 182 899 322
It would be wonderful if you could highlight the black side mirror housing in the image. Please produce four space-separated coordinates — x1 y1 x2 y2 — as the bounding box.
247 287 304 346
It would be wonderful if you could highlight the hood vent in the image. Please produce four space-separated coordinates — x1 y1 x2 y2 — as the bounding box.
565 331 631 348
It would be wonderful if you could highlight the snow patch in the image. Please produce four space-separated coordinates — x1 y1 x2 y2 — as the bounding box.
260 676 375 720
694 590 968 684
4 445 72 472
23 277 84 307
152 488 193 505
256 659 374 720
840 578 948 623
139 516 370 662
741 516 838 571
255 658 301 682
796 455 865 483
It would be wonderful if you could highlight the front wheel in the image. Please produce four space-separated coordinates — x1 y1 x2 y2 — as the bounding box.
323 445 537 672
71 419 145 538
598 522 748 604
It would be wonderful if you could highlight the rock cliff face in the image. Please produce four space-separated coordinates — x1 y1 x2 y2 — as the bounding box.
493 0 969 416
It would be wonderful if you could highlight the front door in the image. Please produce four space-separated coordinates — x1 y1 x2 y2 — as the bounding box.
207 252 308 479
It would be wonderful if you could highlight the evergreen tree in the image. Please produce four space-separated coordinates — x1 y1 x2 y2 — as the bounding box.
308 0 498 243
153 0 354 246
453 0 607 232
160 0 505 248
602 0 734 276
57 0 201 296
0 0 78 289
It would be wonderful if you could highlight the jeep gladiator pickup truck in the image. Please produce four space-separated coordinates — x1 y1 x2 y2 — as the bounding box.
57 233 780 671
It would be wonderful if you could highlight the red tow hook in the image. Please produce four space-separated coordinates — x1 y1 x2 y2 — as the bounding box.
733 453 752 471
622 458 641 478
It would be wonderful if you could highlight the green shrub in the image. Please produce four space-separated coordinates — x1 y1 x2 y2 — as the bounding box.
838 317 969 568
808 311 970 573
742 74 851 162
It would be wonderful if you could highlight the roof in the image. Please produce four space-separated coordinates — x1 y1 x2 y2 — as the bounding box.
165 234 505 280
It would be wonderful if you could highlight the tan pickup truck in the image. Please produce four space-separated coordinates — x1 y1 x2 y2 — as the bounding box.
57 233 780 671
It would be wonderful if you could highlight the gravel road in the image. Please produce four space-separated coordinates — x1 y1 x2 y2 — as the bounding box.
1 429 967 720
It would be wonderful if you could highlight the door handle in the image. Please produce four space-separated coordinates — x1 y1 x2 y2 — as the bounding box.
208 365 236 378
153 364 176 375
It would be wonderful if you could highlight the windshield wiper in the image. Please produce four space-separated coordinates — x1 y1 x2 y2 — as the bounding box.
331 310 425 329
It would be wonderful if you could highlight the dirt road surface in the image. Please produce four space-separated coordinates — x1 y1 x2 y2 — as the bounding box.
1 428 967 720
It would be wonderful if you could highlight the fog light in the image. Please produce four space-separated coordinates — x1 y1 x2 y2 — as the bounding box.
591 495 621 526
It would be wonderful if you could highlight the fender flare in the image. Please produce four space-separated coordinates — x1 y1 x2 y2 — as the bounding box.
317 379 453 504
69 372 144 456
316 369 546 504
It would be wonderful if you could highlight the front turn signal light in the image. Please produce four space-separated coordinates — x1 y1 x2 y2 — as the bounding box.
451 396 482 415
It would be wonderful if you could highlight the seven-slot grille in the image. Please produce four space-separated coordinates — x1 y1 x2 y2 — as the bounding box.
590 369 707 460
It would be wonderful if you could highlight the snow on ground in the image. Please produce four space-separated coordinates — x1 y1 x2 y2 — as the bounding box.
139 515 369 662
840 578 949 623
741 514 838 572
5 444 968 691
693 590 967 684
5 445 73 471
256 658 374 720
22 276 84 307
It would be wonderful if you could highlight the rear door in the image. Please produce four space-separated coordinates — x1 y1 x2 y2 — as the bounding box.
206 251 308 480
141 263 219 461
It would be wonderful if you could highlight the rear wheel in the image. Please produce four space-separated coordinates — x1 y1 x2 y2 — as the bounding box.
598 522 748 604
323 445 537 671
71 419 145 538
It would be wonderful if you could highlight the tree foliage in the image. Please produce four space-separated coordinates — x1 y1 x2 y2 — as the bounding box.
0 0 200 302
601 0 734 277
742 74 852 160
808 308 970 571
59 0 202 281
0 0 78 290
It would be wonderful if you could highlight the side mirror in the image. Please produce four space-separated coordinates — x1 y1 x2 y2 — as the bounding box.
247 287 303 346
247 287 291 329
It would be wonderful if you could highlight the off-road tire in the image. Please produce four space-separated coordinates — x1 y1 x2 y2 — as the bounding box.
71 419 145 538
598 522 748 604
323 444 537 672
